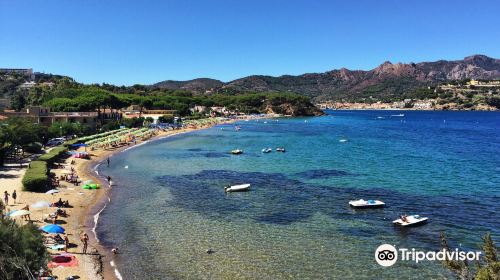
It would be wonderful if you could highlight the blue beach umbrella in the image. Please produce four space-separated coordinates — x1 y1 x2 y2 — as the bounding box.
70 143 88 147
7 210 19 216
41 224 65 234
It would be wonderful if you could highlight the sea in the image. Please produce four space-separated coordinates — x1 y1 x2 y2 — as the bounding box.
97 110 499 279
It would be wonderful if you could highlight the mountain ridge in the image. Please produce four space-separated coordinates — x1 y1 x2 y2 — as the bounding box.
152 55 500 102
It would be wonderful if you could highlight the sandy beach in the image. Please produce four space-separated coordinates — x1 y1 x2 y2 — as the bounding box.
1 118 241 280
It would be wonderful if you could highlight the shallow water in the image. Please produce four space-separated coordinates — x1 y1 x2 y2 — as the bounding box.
98 110 499 279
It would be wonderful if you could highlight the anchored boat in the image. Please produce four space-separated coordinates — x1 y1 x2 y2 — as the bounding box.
225 184 251 193
393 215 428 227
231 149 243 154
349 199 385 209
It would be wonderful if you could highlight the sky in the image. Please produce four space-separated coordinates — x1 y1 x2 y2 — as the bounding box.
1 0 499 86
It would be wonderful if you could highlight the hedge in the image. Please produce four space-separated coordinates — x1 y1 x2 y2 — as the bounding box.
22 161 48 192
38 146 68 165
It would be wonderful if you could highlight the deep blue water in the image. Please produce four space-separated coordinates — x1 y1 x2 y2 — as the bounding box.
97 110 499 279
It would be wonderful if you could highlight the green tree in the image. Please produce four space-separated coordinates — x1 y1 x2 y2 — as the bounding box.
139 97 153 117
121 117 145 128
0 218 49 280
10 92 26 111
158 115 174 123
441 232 499 280
48 121 84 138
4 118 45 151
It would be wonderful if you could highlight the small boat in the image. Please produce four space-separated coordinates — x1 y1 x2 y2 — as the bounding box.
262 148 272 153
225 183 250 193
393 215 428 227
234 126 241 131
339 139 348 143
349 199 385 209
231 149 243 154
391 114 405 117
276 147 286 152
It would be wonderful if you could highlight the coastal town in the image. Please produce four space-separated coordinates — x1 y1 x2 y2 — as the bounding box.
316 79 500 111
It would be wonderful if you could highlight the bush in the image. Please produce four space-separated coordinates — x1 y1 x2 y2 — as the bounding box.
37 146 67 165
22 161 48 192
486 96 500 109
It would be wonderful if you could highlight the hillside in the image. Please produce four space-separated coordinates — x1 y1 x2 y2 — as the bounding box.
153 55 500 102
153 78 224 93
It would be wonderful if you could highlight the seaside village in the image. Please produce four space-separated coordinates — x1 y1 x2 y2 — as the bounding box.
317 79 500 110
0 92 255 278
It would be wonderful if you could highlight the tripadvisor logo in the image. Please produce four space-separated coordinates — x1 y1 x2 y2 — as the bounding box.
375 244 398 267
375 244 482 267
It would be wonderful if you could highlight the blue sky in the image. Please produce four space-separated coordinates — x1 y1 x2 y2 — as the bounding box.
1 0 499 85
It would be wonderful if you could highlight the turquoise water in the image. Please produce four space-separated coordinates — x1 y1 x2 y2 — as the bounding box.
98 110 499 279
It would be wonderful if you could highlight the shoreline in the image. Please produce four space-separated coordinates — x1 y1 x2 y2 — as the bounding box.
77 118 243 279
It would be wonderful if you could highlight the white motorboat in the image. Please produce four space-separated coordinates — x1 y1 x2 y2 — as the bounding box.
391 114 405 117
276 147 286 152
349 199 385 209
393 215 428 227
225 183 251 193
339 139 348 143
262 148 272 153
231 149 243 154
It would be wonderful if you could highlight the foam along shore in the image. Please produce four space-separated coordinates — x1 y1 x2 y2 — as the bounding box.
3 117 241 280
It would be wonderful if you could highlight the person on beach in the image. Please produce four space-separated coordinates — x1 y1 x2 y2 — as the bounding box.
81 232 89 254
112 247 119 254
64 235 69 253
107 176 111 184
12 190 16 204
3 191 9 206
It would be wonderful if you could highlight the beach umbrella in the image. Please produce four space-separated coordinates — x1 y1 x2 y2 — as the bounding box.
8 210 31 217
31 201 51 219
32 201 51 208
41 224 65 234
6 210 18 216
46 189 60 195
70 143 87 148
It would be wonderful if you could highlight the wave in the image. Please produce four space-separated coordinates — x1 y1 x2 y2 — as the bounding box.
110 260 123 280
92 196 111 242
94 163 101 175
